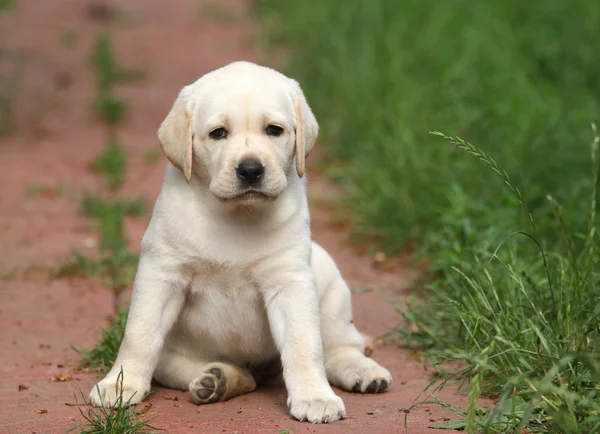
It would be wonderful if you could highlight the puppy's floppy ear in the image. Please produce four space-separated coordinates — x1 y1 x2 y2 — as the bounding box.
158 85 196 182
290 80 318 178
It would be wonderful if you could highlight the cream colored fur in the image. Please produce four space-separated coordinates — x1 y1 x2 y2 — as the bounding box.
88 61 392 424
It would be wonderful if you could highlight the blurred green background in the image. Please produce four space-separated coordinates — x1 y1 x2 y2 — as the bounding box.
257 0 599 250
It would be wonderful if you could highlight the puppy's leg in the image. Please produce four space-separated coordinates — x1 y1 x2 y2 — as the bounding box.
313 245 392 393
264 267 346 424
154 351 257 404
88 257 187 407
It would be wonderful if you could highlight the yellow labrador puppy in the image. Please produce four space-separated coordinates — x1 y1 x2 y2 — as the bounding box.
89 61 392 424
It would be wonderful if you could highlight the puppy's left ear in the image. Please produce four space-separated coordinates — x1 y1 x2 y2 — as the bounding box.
291 80 319 178
158 85 196 182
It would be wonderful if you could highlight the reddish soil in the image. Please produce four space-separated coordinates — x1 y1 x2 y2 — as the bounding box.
0 1 478 432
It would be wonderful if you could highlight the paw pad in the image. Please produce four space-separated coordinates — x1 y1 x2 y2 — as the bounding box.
189 366 226 404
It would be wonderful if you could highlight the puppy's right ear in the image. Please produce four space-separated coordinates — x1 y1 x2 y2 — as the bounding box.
290 80 318 178
158 86 196 183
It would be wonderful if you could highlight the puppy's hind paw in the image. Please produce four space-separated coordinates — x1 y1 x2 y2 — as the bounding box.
189 366 227 405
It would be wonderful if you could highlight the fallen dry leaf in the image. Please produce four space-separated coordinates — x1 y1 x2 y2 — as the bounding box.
36 409 48 414
50 373 72 382
18 384 29 391
173 403 182 407
164 396 179 401
136 402 153 415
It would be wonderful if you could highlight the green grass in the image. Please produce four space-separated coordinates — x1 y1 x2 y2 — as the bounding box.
91 32 147 92
256 0 600 432
70 367 160 433
89 32 145 128
91 33 126 93
94 93 127 127
256 0 600 250
0 0 15 12
57 195 144 293
91 138 128 190
398 130 600 433
76 309 128 372
0 47 22 137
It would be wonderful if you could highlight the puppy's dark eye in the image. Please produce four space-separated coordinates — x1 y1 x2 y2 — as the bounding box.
266 125 284 137
209 128 227 140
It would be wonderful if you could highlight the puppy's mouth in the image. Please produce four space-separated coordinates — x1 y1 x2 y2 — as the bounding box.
214 190 277 203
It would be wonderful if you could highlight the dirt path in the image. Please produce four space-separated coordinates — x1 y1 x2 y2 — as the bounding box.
0 1 471 432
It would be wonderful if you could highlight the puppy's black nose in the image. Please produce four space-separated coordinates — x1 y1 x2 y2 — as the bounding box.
236 159 264 185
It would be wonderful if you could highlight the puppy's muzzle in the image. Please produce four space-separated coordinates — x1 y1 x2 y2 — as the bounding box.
236 159 264 187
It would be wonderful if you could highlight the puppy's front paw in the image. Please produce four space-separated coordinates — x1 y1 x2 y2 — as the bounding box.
88 376 149 408
288 392 346 424
329 356 393 394
189 366 227 404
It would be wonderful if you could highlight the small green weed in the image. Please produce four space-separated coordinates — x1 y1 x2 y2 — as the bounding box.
56 252 101 279
57 249 138 295
81 194 144 288
0 0 15 12
0 49 22 136
0 93 13 135
56 195 144 307
81 194 146 219
91 138 128 190
90 33 123 92
93 93 127 127
93 94 124 128
69 367 160 433
76 309 127 371
90 32 147 92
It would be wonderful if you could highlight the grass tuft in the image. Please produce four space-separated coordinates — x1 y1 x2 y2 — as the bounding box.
94 93 127 128
69 368 161 433
90 138 128 190
0 0 15 12
398 128 600 432
76 309 127 372
90 33 124 93
56 194 144 294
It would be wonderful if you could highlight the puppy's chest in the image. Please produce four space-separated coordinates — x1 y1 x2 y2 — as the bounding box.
177 261 275 361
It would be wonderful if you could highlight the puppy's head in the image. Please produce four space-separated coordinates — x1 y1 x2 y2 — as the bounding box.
158 61 318 204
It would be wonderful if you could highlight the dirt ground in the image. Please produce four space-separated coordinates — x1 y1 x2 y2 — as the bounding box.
0 1 476 432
